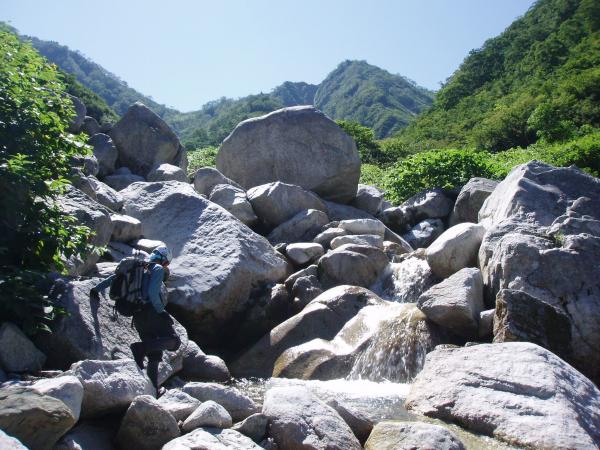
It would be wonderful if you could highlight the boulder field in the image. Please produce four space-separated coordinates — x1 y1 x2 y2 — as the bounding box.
1 100 599 449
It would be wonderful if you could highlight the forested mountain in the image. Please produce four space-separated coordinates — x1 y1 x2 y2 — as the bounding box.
315 60 434 138
394 0 600 152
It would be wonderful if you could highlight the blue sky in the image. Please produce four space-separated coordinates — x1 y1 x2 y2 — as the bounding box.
3 0 536 112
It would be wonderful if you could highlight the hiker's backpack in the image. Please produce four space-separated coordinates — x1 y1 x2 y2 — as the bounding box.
109 257 147 316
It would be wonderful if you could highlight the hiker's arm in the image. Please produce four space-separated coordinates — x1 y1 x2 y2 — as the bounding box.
93 274 116 293
147 265 166 313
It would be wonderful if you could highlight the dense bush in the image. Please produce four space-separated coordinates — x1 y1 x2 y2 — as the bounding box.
187 146 218 176
0 31 93 334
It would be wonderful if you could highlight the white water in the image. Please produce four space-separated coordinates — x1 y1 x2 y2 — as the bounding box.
371 256 437 303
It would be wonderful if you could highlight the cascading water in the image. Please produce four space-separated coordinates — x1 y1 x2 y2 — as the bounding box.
371 256 438 303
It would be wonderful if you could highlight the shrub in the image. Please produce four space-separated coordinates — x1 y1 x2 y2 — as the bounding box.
0 31 93 334
187 146 218 176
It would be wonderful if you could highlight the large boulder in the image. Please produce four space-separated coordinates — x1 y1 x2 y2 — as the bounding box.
0 387 76 450
82 116 100 136
262 386 362 450
147 163 188 182
478 161 600 384
417 268 484 338
267 209 330 245
116 395 180 450
182 400 232 432
103 170 145 191
425 222 486 278
209 183 258 226
109 102 187 176
247 182 326 228
70 359 155 418
351 184 384 215
88 176 124 211
230 286 383 377
318 244 389 289
325 399 373 445
36 277 187 385
449 177 498 226
120 181 289 344
181 382 258 422
402 189 454 221
110 213 143 242
231 413 269 443
30 376 84 422
157 389 200 422
58 186 113 275
365 421 466 450
0 322 46 372
405 342 600 449
193 167 241 197
216 106 361 203
88 133 118 177
163 428 262 450
180 340 231 382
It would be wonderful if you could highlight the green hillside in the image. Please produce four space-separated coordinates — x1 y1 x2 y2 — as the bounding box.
315 60 434 138
393 0 600 152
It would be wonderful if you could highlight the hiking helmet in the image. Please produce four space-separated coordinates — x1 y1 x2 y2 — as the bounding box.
152 245 173 264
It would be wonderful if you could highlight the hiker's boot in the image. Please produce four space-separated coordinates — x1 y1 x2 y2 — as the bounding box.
130 342 145 370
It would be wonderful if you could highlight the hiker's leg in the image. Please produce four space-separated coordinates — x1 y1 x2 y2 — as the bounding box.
146 351 162 390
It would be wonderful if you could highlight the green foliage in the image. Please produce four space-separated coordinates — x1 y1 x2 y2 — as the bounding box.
316 60 434 138
336 120 381 164
0 31 93 334
360 164 387 188
396 0 600 152
60 72 118 125
187 146 218 176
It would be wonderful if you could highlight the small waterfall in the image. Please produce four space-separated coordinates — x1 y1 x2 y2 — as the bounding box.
348 302 438 382
371 255 437 303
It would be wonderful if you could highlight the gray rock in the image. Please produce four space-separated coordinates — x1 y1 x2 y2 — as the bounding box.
180 340 231 382
262 386 362 450
365 421 466 450
267 209 330 245
402 218 444 249
286 242 324 265
106 241 148 262
0 387 76 450
58 186 113 275
147 163 188 182
0 322 46 372
402 189 454 220
351 184 384 215
103 173 145 191
182 400 232 432
231 413 268 443
71 168 98 200
88 176 124 211
31 375 83 422
54 418 119 450
163 427 262 450
478 161 600 384
116 395 180 450
425 222 486 278
478 309 494 339
247 182 326 228
182 382 259 422
417 268 484 338
71 154 99 177
284 265 318 291
209 183 258 226
313 227 348 248
82 116 100 136
121 181 289 345
382 240 410 261
67 94 86 133
338 218 385 237
157 389 200 421
449 177 498 226
0 430 27 450
109 102 187 176
330 234 383 250
494 289 573 361
318 244 389 289
37 278 187 385
378 206 416 234
131 238 165 254
291 275 323 311
89 133 118 178
193 167 242 197
216 106 360 203
405 342 600 449
110 213 143 242
230 286 382 378
70 359 155 418
325 398 373 445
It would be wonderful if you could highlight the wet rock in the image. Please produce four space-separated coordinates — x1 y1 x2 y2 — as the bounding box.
216 106 360 203
147 163 188 182
449 177 498 226
325 398 373 445
351 184 384 215
417 268 484 338
182 382 258 422
182 400 232 432
116 395 180 450
70 359 155 418
365 421 466 450
262 386 361 450
406 342 600 449
402 218 444 249
0 322 46 373
382 240 410 261
267 209 330 245
318 244 389 289
209 184 258 226
425 222 486 278
109 102 187 176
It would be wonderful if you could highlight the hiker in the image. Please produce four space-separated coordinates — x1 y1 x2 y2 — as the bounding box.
90 245 180 394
